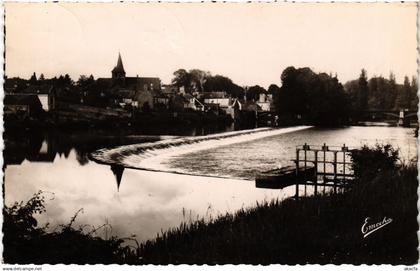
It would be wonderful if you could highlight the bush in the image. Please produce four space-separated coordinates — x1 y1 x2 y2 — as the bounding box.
3 191 141 264
350 144 399 180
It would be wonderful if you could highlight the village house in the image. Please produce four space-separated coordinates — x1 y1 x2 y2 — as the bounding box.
153 90 170 110
201 91 246 120
183 94 205 111
202 91 231 107
4 83 56 112
161 84 180 97
4 94 44 120
223 99 242 120
256 93 274 112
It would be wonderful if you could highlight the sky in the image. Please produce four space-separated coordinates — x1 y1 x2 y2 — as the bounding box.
5 2 418 88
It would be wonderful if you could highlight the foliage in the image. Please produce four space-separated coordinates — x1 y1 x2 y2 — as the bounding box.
350 144 400 180
3 191 140 264
171 68 245 98
277 66 350 125
344 71 418 114
245 85 266 101
171 68 210 93
204 75 244 98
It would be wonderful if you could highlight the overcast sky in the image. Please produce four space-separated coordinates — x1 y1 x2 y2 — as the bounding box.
5 3 418 87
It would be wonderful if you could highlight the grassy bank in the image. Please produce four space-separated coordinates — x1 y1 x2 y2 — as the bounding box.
140 165 417 264
3 145 418 264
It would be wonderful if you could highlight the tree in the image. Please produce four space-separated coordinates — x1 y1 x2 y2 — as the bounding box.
277 66 311 116
171 69 244 96
204 75 244 98
172 69 191 92
388 72 398 110
39 74 45 81
410 76 418 110
77 75 95 88
396 76 411 110
189 69 210 92
358 69 369 111
277 66 349 125
267 84 281 95
29 72 37 83
246 85 266 101
367 76 392 110
64 74 73 86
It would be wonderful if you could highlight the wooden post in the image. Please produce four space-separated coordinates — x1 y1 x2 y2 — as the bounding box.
314 150 318 195
342 144 347 182
295 148 300 199
314 150 318 179
304 147 307 182
333 151 337 193
323 143 327 182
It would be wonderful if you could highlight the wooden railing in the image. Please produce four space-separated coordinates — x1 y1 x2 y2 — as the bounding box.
293 143 355 197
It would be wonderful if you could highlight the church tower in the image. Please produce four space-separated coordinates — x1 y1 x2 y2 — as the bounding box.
112 53 126 81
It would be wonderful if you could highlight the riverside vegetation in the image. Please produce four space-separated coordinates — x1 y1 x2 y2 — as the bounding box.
3 144 418 264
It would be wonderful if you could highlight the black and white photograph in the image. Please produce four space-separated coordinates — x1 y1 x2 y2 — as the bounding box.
2 2 419 268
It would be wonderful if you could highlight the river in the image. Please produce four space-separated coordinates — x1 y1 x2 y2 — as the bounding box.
4 125 417 242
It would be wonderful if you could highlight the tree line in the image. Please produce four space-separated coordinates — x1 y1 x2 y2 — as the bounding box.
7 67 418 125
345 70 418 112
171 67 417 124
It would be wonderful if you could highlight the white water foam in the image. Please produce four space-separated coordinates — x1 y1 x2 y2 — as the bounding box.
92 126 313 176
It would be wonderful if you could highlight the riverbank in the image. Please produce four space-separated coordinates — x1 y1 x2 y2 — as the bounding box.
139 165 417 265
4 110 237 131
3 145 417 264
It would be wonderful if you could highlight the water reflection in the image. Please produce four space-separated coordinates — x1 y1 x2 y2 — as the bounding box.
110 164 125 190
3 123 239 168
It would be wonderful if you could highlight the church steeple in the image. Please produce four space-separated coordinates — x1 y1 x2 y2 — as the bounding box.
112 52 126 80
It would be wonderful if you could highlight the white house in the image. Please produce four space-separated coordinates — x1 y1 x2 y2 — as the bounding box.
256 93 274 112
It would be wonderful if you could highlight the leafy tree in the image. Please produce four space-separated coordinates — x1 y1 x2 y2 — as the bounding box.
277 66 349 125
246 85 266 101
396 76 411 110
172 69 244 97
204 75 244 98
267 84 281 95
77 75 95 88
277 66 311 116
64 74 73 86
172 69 192 92
388 72 398 110
410 76 418 110
189 69 210 92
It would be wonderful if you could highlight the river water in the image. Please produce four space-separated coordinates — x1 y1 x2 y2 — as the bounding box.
4 125 417 242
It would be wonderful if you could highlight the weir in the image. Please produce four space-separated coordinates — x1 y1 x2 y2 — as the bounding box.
91 126 313 176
